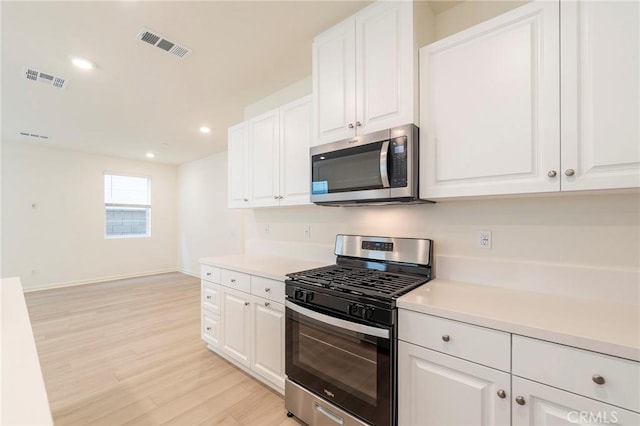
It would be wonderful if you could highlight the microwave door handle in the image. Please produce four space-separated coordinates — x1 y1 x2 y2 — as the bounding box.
380 141 390 188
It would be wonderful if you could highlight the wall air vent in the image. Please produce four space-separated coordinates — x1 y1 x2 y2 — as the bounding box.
136 27 192 59
20 132 49 140
23 67 68 89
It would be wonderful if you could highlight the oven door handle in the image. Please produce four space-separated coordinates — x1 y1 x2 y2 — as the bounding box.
286 300 390 339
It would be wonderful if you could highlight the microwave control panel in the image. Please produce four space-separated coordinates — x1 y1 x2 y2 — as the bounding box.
390 136 408 187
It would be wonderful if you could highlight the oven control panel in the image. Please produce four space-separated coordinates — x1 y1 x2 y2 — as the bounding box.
362 241 394 252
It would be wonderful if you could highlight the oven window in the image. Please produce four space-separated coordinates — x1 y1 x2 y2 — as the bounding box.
286 305 391 425
312 142 385 194
298 314 378 402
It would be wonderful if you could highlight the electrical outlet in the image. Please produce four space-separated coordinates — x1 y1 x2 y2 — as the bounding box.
479 230 492 249
303 225 311 239
263 224 270 236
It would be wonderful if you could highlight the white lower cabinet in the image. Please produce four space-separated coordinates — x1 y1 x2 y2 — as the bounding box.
251 295 285 389
397 310 640 426
398 341 510 426
200 263 286 393
201 309 221 349
221 286 252 368
512 377 640 426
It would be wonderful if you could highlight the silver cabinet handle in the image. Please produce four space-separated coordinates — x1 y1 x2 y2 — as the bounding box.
265 288 271 292
442 335 450 342
592 374 606 385
244 302 250 307
355 121 361 127
206 295 212 300
273 196 278 200
206 326 211 331
548 170 557 178
348 123 354 129
565 168 575 176
230 279 236 283
243 198 248 202
515 396 526 406
265 302 270 307
497 389 506 399
206 272 211 276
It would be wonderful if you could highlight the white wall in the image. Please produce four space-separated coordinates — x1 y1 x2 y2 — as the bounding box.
1 141 179 290
434 1 529 40
177 152 244 276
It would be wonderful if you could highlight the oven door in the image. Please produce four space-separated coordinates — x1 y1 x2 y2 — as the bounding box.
285 300 392 425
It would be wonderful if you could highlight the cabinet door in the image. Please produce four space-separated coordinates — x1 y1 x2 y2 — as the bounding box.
221 287 252 368
228 122 249 208
512 377 640 426
356 1 414 135
201 281 221 316
202 310 221 349
312 18 356 145
560 1 640 191
279 96 311 206
420 1 560 198
398 341 510 426
250 295 285 389
249 109 280 207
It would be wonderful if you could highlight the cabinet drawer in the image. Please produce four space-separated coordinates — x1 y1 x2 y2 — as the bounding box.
202 310 221 348
251 276 284 303
201 281 221 315
398 310 510 371
201 264 221 284
221 269 251 293
513 335 640 412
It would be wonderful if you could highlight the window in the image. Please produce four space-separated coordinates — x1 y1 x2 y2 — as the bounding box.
104 174 151 238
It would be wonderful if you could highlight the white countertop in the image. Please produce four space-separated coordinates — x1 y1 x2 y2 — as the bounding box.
398 279 640 362
1 277 53 426
199 254 329 281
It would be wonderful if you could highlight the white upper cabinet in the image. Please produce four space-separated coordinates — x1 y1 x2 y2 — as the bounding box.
560 1 640 191
279 96 312 206
313 1 427 145
249 109 280 207
420 0 639 199
227 95 312 208
313 18 356 144
420 1 560 198
227 122 249 208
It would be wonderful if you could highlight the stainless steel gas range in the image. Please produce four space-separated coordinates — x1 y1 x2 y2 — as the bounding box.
284 234 433 426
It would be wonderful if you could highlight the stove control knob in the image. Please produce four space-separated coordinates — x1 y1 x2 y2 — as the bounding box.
294 289 305 301
304 292 315 303
348 303 362 317
363 307 375 320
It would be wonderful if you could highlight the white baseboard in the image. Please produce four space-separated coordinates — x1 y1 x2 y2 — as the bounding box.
178 269 199 278
23 268 182 292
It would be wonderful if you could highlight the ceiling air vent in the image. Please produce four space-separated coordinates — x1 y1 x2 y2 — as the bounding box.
20 132 49 140
136 27 192 59
23 67 68 89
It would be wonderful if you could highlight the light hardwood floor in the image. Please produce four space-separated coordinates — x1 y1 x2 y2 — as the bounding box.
25 272 299 426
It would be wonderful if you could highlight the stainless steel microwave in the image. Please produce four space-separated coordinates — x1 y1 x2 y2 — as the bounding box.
310 124 425 206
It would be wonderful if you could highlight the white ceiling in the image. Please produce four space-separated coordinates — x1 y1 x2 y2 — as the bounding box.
1 1 371 165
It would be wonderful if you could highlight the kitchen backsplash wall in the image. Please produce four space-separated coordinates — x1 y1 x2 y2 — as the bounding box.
1 140 179 290
245 193 640 271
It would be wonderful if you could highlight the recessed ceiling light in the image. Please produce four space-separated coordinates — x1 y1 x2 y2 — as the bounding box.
146 152 155 159
199 126 211 134
71 57 94 70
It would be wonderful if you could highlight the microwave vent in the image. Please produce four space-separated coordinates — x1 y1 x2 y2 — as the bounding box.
136 27 192 59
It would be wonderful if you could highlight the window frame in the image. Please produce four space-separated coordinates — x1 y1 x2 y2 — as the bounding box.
104 173 152 239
